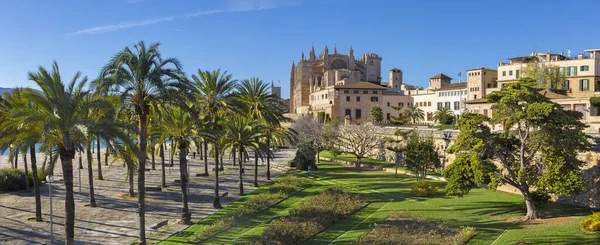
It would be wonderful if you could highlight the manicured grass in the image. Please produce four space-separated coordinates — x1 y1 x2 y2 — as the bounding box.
319 150 397 169
160 161 599 245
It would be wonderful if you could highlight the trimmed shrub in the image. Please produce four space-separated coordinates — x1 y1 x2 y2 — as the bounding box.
191 217 234 242
0 168 34 192
232 192 286 220
269 175 308 195
412 179 438 197
530 190 551 205
580 212 600 233
289 141 317 171
261 188 364 244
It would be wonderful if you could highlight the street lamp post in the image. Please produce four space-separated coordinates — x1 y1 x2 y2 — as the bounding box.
46 175 55 244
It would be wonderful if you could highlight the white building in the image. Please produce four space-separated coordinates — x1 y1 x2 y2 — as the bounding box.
434 83 467 120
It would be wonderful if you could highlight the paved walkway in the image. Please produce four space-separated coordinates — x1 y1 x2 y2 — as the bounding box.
0 149 295 245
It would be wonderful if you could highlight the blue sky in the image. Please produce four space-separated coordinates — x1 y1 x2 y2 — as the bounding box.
1 0 599 98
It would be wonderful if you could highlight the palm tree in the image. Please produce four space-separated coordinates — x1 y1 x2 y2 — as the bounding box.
0 88 44 221
433 107 455 125
159 104 195 224
190 69 237 208
405 105 425 124
100 41 182 244
236 78 283 183
224 115 265 195
17 62 129 244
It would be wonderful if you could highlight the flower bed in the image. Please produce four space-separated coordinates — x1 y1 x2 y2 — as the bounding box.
260 188 366 244
355 211 477 245
190 175 309 243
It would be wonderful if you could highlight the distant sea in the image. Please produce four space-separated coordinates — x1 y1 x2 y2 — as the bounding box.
0 142 107 156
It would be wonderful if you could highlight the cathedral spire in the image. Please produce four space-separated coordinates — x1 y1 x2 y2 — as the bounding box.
349 45 354 57
301 51 305 60
334 44 337 54
291 60 295 70
309 44 316 61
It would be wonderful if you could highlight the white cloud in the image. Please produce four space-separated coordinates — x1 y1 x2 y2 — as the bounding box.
69 0 300 36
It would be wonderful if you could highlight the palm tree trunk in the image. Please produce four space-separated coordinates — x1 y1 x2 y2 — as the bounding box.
178 143 191 224
170 138 174 167
213 144 222 209
137 111 148 245
160 143 166 187
78 151 83 169
128 166 135 197
220 150 224 171
203 140 208 176
105 150 109 166
96 137 103 180
232 148 237 167
30 145 42 222
59 149 76 245
238 146 244 195
23 151 29 191
151 146 156 170
253 151 258 187
14 149 18 168
86 143 97 207
199 141 203 160
266 138 271 180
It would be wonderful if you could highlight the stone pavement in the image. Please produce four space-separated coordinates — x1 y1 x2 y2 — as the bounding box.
0 149 295 244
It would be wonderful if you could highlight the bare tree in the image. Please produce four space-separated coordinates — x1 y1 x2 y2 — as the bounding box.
291 116 339 163
337 122 383 167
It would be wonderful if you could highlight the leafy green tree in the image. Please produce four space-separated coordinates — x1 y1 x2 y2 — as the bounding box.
433 107 455 125
370 105 383 122
100 41 183 244
159 105 196 224
405 105 424 124
385 129 411 177
224 114 265 195
442 153 496 197
390 105 409 125
445 78 590 220
190 69 237 209
21 62 129 244
523 60 566 89
404 132 440 179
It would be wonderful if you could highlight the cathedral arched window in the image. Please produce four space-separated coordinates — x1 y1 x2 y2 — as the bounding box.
331 59 347 70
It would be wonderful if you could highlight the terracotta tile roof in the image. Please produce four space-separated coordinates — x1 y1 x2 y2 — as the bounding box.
434 83 467 91
334 82 387 90
430 73 452 79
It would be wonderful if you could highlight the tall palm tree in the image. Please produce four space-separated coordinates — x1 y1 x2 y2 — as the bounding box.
100 41 182 244
224 115 265 195
158 104 196 224
0 88 44 221
405 105 425 124
433 107 455 125
17 62 129 244
190 69 237 208
236 78 283 182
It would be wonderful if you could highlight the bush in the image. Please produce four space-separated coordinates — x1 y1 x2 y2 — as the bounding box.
412 179 438 197
289 141 317 171
0 168 34 192
530 190 551 205
191 217 234 242
269 175 308 195
580 212 600 233
232 192 286 220
261 188 364 244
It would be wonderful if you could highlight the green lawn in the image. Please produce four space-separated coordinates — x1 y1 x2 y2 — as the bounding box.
160 161 599 245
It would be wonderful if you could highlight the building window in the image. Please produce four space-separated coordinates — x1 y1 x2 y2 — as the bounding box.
373 91 378 94
509 70 513 76
345 109 351 117
346 96 350 102
356 109 362 119
580 79 590 91
353 90 359 94
437 102 442 110
516 70 520 78
454 101 460 110
387 102 390 107
408 103 412 106
386 113 391 121
428 102 431 106
363 90 368 94
565 80 570 90
483 109 488 116
502 71 506 76
356 96 361 102
344 90 349 94
398 102 404 107
371 97 378 102
581 65 590 71
445 102 451 108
